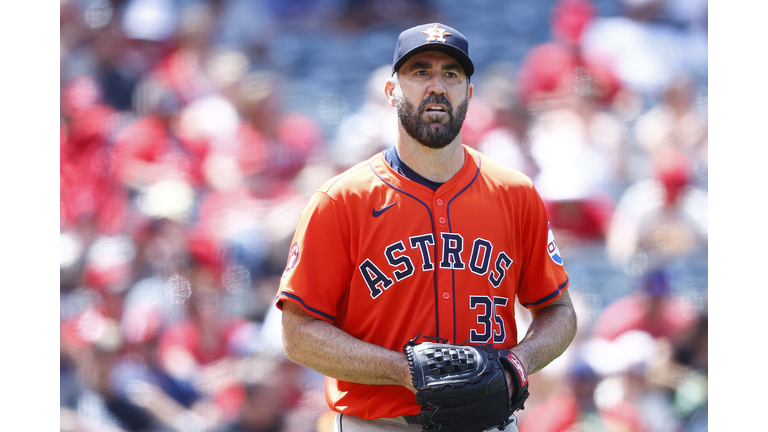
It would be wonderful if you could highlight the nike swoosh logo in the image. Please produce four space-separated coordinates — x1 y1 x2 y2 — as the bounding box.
372 202 397 217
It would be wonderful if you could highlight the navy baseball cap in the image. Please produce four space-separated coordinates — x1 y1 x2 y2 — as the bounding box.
392 23 474 77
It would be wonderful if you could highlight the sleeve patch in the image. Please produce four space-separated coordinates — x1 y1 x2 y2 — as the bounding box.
547 223 563 266
282 242 300 278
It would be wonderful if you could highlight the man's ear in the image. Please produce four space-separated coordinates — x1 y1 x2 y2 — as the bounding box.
468 82 474 102
385 78 397 108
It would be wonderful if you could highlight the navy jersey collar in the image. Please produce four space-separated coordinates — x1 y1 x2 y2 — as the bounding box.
384 146 444 192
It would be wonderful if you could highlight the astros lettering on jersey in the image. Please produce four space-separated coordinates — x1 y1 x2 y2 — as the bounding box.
276 144 569 420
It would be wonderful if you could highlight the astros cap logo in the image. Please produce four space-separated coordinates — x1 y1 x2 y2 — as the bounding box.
421 24 451 43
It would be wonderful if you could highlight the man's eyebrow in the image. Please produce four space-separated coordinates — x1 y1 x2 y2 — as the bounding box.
406 60 463 73
407 61 433 71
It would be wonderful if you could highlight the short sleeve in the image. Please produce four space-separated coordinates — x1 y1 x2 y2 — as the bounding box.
516 187 570 308
276 191 353 322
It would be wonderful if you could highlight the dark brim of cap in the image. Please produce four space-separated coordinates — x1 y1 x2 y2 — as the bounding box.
393 43 475 77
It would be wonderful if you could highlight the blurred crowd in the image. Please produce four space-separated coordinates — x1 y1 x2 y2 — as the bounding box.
60 0 708 431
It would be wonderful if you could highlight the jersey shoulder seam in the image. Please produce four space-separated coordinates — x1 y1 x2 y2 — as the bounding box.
310 160 375 235
318 160 372 194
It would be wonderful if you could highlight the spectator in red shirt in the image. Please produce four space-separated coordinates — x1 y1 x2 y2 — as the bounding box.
516 0 621 110
519 359 644 432
60 74 128 236
112 81 208 190
231 71 323 198
592 269 698 343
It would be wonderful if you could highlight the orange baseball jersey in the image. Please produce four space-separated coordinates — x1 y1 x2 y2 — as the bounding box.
276 144 569 420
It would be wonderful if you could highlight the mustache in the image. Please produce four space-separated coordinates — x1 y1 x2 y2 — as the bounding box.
418 94 453 115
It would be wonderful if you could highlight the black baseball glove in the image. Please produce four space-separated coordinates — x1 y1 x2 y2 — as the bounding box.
403 337 530 432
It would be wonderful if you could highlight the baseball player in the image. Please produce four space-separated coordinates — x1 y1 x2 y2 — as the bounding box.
276 23 577 432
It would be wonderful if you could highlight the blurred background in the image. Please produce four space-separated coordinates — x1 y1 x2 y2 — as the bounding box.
59 0 708 431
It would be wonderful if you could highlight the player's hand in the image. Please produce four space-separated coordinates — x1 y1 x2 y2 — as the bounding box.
504 369 514 404
504 349 529 408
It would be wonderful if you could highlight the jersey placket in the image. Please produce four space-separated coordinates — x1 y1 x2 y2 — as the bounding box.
433 193 457 343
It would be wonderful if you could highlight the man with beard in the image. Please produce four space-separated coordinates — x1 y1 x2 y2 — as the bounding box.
276 23 577 432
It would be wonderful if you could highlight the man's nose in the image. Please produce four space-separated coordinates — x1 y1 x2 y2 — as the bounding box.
426 74 447 95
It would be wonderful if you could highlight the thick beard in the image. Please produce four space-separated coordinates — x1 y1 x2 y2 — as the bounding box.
395 91 469 149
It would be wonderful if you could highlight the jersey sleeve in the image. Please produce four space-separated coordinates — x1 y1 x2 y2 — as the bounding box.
276 190 353 322
516 186 570 308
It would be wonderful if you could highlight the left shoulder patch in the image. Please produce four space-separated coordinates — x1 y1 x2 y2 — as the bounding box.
282 242 300 277
546 223 563 266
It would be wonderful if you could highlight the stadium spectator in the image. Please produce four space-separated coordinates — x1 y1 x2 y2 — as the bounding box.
119 0 179 78
580 0 692 101
158 277 245 367
145 2 218 106
60 75 128 236
189 184 272 282
474 62 539 178
112 80 207 193
119 302 200 405
178 48 248 191
507 0 631 244
518 359 644 432
60 319 156 432
330 64 398 171
155 266 256 419
669 314 708 431
516 0 622 111
231 71 324 194
524 85 625 242
633 74 708 184
592 269 699 343
601 331 685 432
605 148 707 272
77 21 141 112
216 381 285 432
